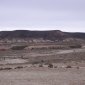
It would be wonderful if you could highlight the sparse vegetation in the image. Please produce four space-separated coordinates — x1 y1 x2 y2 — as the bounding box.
0 30 85 84
48 63 53 68
39 64 43 67
54 66 57 68
11 45 27 50
66 65 72 68
69 44 82 48
31 61 39 65
15 66 23 69
76 66 79 69
0 67 12 70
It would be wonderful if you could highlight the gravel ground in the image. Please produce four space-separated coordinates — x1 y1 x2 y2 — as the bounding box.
0 67 85 85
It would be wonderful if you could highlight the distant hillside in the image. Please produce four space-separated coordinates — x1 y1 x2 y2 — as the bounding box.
0 30 85 41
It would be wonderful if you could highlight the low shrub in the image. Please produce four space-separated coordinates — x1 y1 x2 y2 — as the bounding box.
54 66 57 68
39 64 43 67
48 63 53 68
11 45 27 50
69 44 82 48
66 65 72 68
15 66 23 69
0 67 12 70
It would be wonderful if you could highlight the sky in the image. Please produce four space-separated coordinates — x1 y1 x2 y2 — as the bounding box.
0 0 85 32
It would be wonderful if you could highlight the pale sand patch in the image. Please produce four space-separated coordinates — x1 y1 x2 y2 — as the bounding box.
0 59 28 64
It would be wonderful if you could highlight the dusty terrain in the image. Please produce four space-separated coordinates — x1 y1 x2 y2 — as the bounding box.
0 33 85 85
0 30 85 85
0 46 85 85
0 66 85 85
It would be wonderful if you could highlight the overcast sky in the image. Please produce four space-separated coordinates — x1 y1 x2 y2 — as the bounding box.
0 0 85 32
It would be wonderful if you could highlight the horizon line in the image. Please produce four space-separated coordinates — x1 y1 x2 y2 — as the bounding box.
0 29 85 33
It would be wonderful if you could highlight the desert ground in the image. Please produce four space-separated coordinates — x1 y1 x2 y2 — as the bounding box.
0 66 85 85
0 43 85 85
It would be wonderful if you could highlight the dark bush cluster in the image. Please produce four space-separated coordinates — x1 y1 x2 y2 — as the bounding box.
11 45 27 50
39 64 43 67
14 66 23 69
69 44 82 48
66 65 72 68
0 67 12 70
48 63 53 68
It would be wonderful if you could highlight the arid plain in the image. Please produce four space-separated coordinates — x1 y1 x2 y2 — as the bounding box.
0 30 85 85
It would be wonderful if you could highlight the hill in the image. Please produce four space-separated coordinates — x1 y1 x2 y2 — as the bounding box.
0 30 85 41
